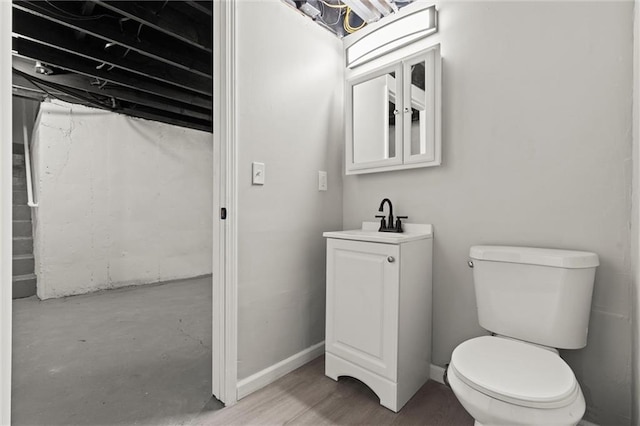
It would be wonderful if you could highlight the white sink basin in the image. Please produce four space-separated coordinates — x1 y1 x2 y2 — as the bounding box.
323 222 433 244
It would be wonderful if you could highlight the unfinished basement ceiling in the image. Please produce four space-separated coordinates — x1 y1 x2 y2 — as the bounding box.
12 1 212 132
285 0 414 37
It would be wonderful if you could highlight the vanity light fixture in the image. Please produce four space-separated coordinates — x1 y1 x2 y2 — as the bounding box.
344 3 438 68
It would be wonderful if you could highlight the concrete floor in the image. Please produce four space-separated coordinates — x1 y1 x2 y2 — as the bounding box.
12 276 222 426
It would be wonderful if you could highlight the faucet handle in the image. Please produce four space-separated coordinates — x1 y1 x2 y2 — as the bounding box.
395 216 408 232
375 215 387 231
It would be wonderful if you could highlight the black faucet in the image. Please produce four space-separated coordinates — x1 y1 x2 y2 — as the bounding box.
376 199 408 233
378 198 394 229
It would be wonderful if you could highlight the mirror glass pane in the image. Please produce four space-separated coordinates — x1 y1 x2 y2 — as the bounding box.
352 71 397 163
408 60 428 156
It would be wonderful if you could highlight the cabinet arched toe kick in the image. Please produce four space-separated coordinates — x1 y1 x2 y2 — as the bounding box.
326 352 401 412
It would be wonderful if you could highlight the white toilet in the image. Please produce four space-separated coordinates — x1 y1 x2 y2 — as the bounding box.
447 245 599 426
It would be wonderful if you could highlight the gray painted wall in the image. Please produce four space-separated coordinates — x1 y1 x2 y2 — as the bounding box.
236 2 344 380
342 2 633 424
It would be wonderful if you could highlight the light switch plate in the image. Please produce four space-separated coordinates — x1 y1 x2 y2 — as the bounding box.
252 162 265 185
318 171 327 191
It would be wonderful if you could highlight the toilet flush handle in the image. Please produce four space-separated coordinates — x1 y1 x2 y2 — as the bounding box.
467 260 474 268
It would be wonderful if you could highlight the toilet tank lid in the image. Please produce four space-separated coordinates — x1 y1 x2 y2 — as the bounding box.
469 246 599 269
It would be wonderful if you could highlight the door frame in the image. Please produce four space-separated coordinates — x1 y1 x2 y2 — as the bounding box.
632 1 640 423
1 3 12 425
212 0 238 406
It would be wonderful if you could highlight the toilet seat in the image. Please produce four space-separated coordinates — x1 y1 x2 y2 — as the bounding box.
450 336 579 409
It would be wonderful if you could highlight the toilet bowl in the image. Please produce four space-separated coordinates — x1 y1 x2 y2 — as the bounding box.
447 336 585 426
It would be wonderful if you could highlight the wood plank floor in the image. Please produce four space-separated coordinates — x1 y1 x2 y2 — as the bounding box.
191 356 473 425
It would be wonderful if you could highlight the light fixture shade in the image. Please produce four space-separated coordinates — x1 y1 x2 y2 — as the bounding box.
343 3 438 68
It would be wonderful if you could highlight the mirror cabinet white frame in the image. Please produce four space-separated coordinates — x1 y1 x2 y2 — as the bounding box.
345 44 441 175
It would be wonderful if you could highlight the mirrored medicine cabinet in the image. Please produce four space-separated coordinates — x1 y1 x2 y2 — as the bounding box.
346 44 441 175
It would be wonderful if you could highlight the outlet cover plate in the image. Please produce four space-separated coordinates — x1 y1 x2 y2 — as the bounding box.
318 171 327 191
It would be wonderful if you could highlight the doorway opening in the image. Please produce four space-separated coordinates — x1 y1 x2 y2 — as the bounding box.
3 1 236 424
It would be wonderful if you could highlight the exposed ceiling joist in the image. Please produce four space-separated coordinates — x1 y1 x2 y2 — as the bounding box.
13 1 211 79
13 71 212 132
13 76 62 102
12 0 213 132
13 59 212 124
76 1 96 40
13 37 212 109
88 0 212 53
184 1 213 17
13 9 212 96
14 71 122 110
115 105 212 133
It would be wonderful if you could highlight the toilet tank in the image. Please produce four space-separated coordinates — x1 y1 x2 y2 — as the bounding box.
469 246 599 349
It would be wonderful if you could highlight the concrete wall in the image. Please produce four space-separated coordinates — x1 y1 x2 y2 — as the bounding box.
236 1 343 380
342 2 633 424
31 101 213 299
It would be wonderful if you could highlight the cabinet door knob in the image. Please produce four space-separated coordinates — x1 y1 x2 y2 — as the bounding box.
387 256 395 263
404 107 410 113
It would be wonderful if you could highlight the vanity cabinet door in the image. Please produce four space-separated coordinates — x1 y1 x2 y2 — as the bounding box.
326 239 400 381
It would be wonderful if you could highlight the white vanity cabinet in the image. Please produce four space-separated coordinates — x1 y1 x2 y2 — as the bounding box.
323 223 433 412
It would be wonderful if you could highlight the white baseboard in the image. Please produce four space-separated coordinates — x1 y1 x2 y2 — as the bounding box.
238 355 449 400
430 364 446 385
236 341 325 400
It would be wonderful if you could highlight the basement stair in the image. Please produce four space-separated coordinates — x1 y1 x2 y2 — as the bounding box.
12 142 36 299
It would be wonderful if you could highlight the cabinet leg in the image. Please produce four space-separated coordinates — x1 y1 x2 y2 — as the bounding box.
380 397 400 413
325 368 339 381
325 357 339 381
